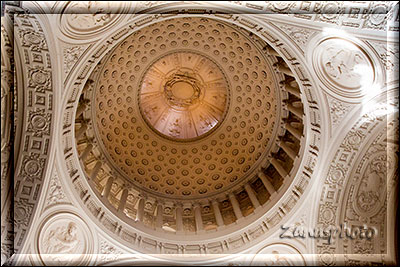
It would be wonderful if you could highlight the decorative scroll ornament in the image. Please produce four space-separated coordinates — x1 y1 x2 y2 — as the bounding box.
353 150 392 217
273 22 315 50
18 29 47 51
98 240 125 263
14 199 34 230
27 108 51 137
316 93 398 265
27 66 52 93
19 153 45 183
327 97 354 127
12 12 55 257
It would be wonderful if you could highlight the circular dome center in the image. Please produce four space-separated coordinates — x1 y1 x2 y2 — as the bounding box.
93 17 280 198
171 81 194 99
139 52 229 140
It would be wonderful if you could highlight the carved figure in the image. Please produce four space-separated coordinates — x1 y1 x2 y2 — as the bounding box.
44 222 80 254
267 250 291 266
324 48 363 80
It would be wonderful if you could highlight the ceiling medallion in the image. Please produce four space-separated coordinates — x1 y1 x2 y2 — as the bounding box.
164 69 202 109
139 52 229 140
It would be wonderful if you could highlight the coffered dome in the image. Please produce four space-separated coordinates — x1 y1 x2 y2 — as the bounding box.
73 15 305 238
92 17 279 199
7 1 398 264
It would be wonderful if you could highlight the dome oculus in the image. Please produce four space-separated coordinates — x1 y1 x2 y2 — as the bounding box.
139 52 229 140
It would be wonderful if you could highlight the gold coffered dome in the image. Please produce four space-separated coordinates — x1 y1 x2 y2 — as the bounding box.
93 17 280 198
139 52 229 140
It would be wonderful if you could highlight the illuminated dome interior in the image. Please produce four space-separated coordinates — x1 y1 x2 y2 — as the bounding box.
92 17 280 199
139 51 229 140
74 16 305 235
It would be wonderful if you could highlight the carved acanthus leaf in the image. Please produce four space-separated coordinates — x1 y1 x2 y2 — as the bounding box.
327 96 354 128
45 170 69 208
63 44 89 77
98 240 125 263
367 40 399 82
273 22 316 49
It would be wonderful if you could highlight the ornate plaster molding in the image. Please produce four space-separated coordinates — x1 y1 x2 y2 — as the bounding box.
315 90 398 265
62 43 91 81
58 12 323 256
12 12 55 257
269 21 318 56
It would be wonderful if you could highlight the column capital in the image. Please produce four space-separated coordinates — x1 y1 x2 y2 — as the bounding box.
138 192 147 200
258 171 266 179
155 199 165 206
121 183 132 191
228 191 236 199
174 202 184 208
211 198 220 205
193 202 201 209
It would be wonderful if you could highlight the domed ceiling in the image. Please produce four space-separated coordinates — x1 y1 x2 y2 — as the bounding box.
93 17 279 199
139 51 229 140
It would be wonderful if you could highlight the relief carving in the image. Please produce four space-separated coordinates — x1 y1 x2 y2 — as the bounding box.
60 2 126 38
340 130 365 152
27 66 52 93
326 163 347 185
45 171 68 207
12 13 54 256
362 3 390 30
354 150 390 217
38 213 93 265
313 37 375 99
314 2 344 24
368 40 399 82
267 2 297 13
18 29 47 51
14 198 34 230
323 47 365 88
251 243 305 266
65 2 113 31
43 222 80 254
98 240 124 263
316 94 398 265
19 152 45 183
327 97 353 127
27 108 51 137
63 45 88 76
353 239 374 254
274 23 315 49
